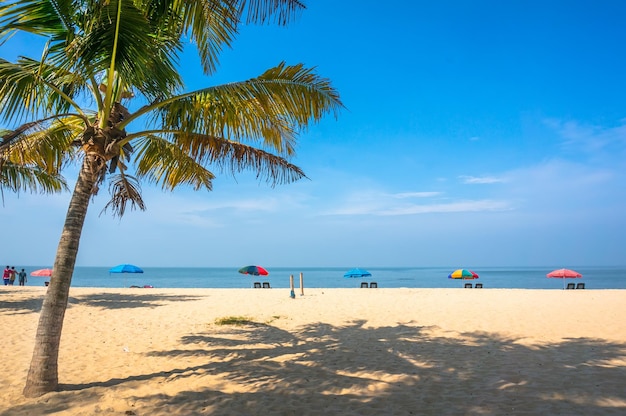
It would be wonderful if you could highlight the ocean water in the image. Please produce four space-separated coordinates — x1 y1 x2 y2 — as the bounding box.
18 266 626 289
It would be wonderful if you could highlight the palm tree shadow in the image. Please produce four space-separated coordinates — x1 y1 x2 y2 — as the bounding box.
68 293 204 309
0 297 43 314
5 320 625 415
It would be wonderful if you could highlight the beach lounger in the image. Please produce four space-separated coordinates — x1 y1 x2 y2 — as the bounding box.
370 282 378 288
566 283 575 289
464 283 473 288
253 282 261 288
475 283 483 288
576 283 585 289
360 282 369 288
262 282 271 288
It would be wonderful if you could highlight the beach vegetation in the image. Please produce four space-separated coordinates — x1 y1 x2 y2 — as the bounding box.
266 315 284 324
0 0 342 398
215 316 257 326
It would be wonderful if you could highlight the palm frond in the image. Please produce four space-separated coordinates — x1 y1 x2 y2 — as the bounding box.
100 173 146 217
173 0 239 75
133 131 306 189
68 0 183 100
235 0 306 25
132 134 215 191
1 114 85 174
0 0 71 40
144 62 342 155
0 160 67 194
169 0 305 75
0 57 89 123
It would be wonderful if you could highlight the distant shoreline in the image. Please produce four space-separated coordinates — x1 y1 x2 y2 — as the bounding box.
9 265 626 290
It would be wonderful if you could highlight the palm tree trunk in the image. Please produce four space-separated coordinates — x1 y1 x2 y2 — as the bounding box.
23 155 99 397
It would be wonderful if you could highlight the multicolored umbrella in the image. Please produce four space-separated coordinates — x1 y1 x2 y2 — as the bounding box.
238 265 269 276
546 268 582 289
448 269 479 279
343 268 372 278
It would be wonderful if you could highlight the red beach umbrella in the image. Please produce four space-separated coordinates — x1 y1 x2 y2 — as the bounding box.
546 268 582 289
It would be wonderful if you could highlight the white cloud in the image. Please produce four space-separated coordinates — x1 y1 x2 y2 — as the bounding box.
459 175 507 184
377 199 512 216
392 191 442 198
546 118 626 154
324 189 512 216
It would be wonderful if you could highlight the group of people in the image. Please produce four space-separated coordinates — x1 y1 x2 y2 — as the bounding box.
2 266 27 286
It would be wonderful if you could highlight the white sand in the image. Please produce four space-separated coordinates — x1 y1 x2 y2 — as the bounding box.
1 287 625 415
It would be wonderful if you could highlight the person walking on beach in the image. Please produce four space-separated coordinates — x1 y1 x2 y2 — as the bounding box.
3 266 10 286
18 269 27 286
9 267 17 285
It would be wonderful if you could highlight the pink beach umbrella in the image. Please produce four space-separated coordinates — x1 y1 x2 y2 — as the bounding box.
546 268 582 289
30 268 53 277
30 268 53 286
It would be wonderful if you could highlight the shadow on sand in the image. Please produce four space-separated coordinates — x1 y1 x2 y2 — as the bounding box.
68 292 204 310
4 317 625 415
0 291 203 315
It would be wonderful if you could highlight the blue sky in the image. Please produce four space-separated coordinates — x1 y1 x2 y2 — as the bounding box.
3 0 626 268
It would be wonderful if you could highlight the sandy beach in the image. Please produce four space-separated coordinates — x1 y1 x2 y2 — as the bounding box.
1 287 625 415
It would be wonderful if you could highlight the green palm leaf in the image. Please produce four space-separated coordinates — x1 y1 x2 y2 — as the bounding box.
131 133 216 191
143 62 342 155
0 57 89 123
0 160 67 194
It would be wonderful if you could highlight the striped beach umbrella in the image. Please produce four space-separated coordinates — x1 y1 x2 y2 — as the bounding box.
238 265 269 276
448 269 479 279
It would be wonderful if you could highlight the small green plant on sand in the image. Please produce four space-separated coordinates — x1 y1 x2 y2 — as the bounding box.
266 315 283 324
214 316 256 326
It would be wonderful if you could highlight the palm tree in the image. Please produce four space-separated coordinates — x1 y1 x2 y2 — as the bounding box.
0 0 342 397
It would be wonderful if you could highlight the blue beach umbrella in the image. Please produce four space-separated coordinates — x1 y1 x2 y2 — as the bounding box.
343 268 372 278
110 264 144 288
109 264 144 273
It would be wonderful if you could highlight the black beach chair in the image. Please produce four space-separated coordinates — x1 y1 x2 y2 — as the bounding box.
576 283 585 289
475 283 483 288
566 283 576 289
360 282 369 288
370 282 378 288
464 283 473 288
262 282 271 288
253 282 261 288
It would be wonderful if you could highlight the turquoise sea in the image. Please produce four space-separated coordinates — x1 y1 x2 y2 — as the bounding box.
18 266 626 289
